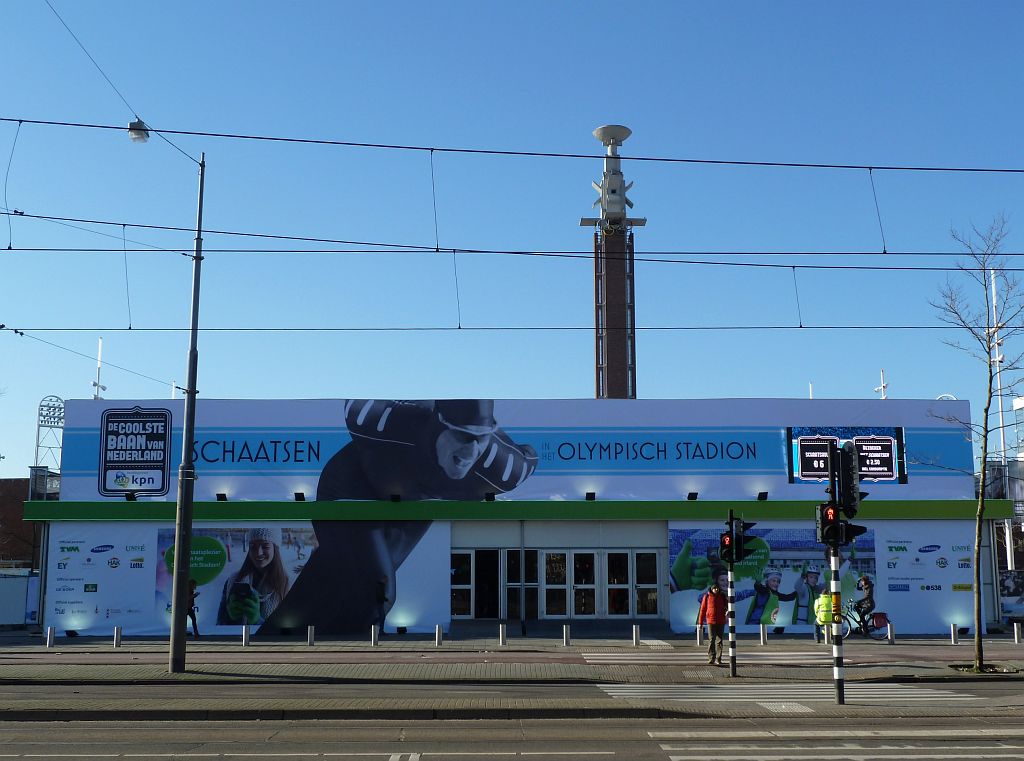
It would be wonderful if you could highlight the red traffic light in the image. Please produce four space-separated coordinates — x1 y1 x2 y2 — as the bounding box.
824 506 837 522
722 534 732 546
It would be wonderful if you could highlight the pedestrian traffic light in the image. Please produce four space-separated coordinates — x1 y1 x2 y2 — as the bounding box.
719 530 734 564
817 503 842 545
733 519 757 561
838 441 869 517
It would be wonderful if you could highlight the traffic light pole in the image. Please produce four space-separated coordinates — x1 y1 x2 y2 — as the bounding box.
830 544 845 705
826 440 845 704
726 508 737 678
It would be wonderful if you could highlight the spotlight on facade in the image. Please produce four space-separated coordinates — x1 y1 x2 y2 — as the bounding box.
687 492 698 501
585 491 597 501
294 492 306 502
484 492 495 502
757 491 769 501
216 493 228 501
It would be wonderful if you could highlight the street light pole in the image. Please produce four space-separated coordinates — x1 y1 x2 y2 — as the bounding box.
169 153 206 673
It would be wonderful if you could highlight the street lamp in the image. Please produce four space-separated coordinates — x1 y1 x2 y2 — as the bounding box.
131 120 206 672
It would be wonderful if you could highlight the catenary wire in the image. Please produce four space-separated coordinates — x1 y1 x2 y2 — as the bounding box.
0 324 986 332
6 210 1024 266
3 120 21 248
38 8 197 165
2 324 171 387
4 116 1024 174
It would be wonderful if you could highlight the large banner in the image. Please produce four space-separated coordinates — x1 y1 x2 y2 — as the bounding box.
59 398 974 504
669 519 978 634
45 521 451 636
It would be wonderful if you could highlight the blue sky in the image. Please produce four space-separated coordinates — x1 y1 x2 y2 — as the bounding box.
3 2 1024 478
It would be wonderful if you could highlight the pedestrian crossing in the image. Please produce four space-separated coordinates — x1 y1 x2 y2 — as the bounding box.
583 649 833 665
600 682 980 703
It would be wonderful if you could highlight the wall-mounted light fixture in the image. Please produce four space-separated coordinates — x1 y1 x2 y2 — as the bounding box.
216 493 228 502
686 492 698 501
757 491 769 501
294 492 306 502
484 492 496 502
585 491 597 501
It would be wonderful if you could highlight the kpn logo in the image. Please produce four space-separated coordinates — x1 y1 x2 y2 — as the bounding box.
114 472 131 488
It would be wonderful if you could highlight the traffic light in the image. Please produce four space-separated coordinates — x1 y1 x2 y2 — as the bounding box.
734 519 757 561
816 503 842 545
841 521 868 547
719 530 734 564
838 441 869 517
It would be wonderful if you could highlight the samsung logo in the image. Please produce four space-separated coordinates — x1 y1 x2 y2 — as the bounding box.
888 583 910 592
917 545 941 553
91 544 114 554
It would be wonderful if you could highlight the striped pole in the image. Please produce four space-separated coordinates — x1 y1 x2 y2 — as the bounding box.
727 566 737 677
831 545 845 704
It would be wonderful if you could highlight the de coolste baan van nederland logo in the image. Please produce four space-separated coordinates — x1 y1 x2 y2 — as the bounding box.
99 407 172 497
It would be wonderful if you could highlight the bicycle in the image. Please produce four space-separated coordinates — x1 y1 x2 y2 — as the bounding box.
838 602 890 640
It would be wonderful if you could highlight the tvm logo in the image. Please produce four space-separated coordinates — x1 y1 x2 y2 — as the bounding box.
59 545 79 553
888 545 908 552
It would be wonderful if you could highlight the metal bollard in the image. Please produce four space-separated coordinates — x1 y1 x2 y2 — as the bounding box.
696 625 703 647
435 624 443 647
563 623 571 647
241 624 250 646
632 623 641 647
371 624 380 647
499 623 507 646
113 626 122 648
950 623 959 645
759 623 768 646
307 625 315 646
824 626 831 645
887 622 895 645
45 626 55 648
1015 622 1022 645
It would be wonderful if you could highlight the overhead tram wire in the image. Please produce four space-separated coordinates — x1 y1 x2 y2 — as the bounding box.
39 8 198 166
3 117 1024 175
1 323 172 388
2 323 979 333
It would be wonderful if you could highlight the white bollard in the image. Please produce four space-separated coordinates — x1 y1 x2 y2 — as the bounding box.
45 626 55 648
1014 622 1022 645
696 625 704 647
307 625 315 646
950 623 959 645
759 623 768 646
241 624 250 646
632 623 641 647
562 623 571 647
824 626 831 645
371 624 380 647
499 623 507 646
435 624 443 647
887 622 895 645
113 626 122 648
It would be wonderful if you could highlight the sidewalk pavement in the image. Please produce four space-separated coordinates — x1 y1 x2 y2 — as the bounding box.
0 626 1020 721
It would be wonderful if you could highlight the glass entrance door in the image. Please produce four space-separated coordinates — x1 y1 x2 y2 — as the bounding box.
606 551 631 616
542 551 568 618
571 551 597 617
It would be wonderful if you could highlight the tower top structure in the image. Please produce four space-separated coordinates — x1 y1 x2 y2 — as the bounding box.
580 124 647 232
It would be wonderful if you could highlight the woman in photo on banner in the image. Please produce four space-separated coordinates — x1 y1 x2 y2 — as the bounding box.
217 527 291 626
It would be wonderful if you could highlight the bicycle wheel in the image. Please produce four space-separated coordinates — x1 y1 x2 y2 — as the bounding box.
839 617 852 639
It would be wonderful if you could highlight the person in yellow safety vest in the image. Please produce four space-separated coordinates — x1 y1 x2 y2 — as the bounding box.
813 588 833 643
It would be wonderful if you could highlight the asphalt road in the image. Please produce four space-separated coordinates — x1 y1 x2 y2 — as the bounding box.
0 717 1021 759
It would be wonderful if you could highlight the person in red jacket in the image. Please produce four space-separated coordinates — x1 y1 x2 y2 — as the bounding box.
697 582 728 665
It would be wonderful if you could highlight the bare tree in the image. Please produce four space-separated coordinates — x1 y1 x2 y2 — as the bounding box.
932 214 1024 671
